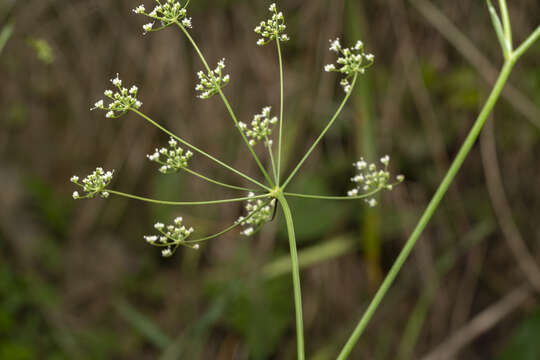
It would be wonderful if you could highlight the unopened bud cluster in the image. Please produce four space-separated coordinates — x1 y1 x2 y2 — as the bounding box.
147 137 193 174
91 74 142 118
347 155 404 207
254 3 290 45
133 0 192 34
144 217 196 257
71 167 114 200
237 193 276 236
325 39 375 92
195 59 230 99
238 107 278 146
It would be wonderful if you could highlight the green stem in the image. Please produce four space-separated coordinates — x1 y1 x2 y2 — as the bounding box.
185 199 273 244
276 192 305 360
107 189 270 206
276 39 285 185
175 22 275 187
337 59 516 360
265 136 278 183
130 108 270 191
182 168 254 192
284 187 385 201
282 74 358 189
513 25 540 60
498 0 512 49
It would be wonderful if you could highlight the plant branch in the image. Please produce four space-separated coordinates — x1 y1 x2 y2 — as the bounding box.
184 199 273 244
337 59 517 360
497 0 512 49
282 74 358 189
130 108 270 191
175 22 275 187
276 193 305 360
182 168 254 192
276 39 285 185
107 190 270 206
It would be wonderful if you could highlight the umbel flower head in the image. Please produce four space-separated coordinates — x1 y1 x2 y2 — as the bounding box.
91 74 142 118
144 217 196 257
325 38 375 92
133 0 192 34
254 3 290 45
347 155 404 207
195 59 230 99
147 137 193 174
238 106 278 146
71 167 114 200
237 193 276 236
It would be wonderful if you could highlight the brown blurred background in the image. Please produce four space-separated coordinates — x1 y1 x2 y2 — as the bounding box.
1 0 540 359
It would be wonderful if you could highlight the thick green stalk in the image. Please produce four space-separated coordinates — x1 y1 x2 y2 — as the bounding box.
130 108 270 191
276 39 285 185
282 74 358 189
497 0 512 49
337 59 516 359
276 192 305 360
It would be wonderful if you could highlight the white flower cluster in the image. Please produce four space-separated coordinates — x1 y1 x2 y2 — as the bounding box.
254 3 290 45
144 217 196 257
91 74 142 118
147 137 193 174
237 193 276 236
347 156 404 207
71 167 114 200
325 38 375 92
195 59 230 99
133 0 192 34
238 106 278 146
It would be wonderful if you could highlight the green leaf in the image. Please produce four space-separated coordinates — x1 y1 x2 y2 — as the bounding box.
498 310 540 360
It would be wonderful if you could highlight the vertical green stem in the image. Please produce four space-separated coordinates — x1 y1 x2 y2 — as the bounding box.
337 59 516 360
276 39 285 185
498 0 513 49
276 192 305 360
265 136 278 183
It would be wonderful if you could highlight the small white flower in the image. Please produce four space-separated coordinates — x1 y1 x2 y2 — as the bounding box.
269 3 277 12
182 17 192 28
72 191 79 199
154 222 165 230
111 74 122 87
104 90 113 97
70 176 79 183
133 5 145 14
143 22 154 33
367 198 378 207
162 248 173 257
325 64 336 72
193 244 200 250
380 155 390 166
397 175 405 182
129 85 138 94
105 111 114 118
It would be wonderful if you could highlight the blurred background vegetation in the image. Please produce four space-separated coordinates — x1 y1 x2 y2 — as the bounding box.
1 0 540 359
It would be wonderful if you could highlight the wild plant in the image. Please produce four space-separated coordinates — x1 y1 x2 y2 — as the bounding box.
71 1 539 358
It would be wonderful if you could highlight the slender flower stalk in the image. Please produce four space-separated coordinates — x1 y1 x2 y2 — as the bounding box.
130 108 270 191
106 190 270 206
174 21 275 187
